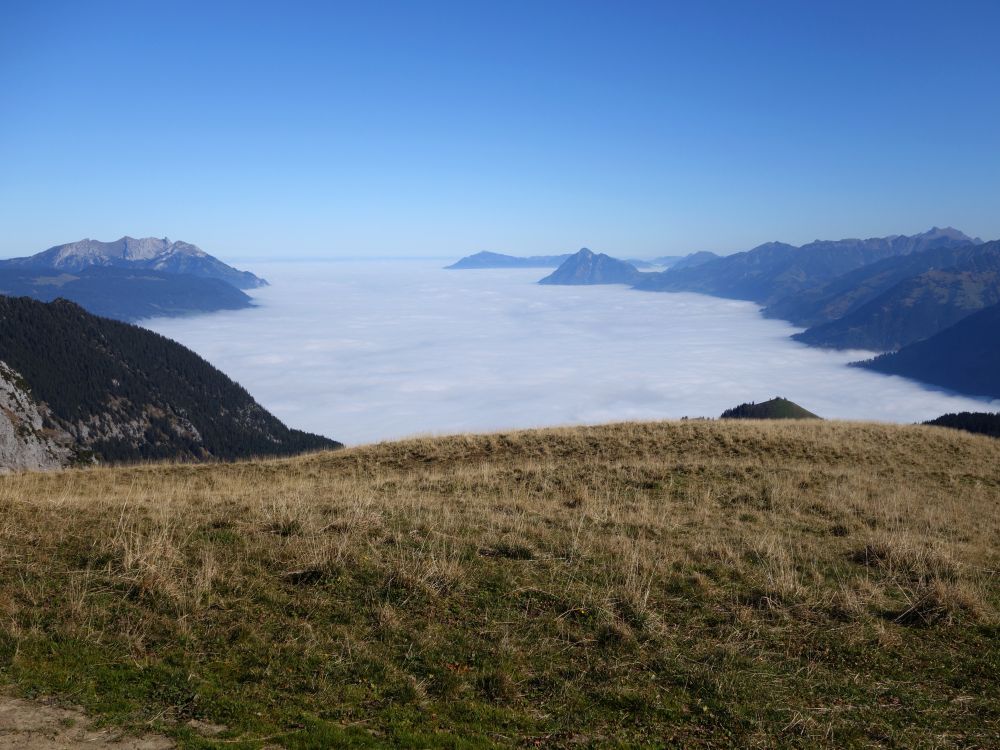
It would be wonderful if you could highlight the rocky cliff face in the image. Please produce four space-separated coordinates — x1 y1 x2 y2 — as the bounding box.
0 362 73 472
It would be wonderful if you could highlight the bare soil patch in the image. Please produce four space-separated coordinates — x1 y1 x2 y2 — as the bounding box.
0 696 172 749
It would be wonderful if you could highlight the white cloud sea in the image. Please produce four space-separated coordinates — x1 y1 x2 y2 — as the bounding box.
142 260 999 445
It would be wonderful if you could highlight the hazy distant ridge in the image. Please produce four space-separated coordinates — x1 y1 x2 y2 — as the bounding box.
446 251 571 269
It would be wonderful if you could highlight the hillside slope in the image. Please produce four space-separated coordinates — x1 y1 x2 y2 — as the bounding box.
1 420 996 747
0 295 340 464
792 245 1000 350
855 302 1000 399
765 239 999 327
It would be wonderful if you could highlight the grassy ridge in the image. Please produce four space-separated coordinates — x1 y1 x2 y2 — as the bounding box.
0 420 998 747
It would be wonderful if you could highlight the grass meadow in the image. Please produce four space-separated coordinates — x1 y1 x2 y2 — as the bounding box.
0 420 997 747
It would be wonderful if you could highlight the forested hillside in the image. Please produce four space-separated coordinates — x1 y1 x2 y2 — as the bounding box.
855 302 1000 399
0 296 340 462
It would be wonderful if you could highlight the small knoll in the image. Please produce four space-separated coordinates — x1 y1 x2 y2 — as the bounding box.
538 247 644 285
720 396 821 420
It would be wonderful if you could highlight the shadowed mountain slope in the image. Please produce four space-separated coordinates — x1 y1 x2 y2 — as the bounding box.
0 266 253 322
0 295 340 464
765 239 998 328
792 255 1000 351
855 302 1000 399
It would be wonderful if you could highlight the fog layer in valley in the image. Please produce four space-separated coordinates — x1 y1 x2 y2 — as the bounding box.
143 261 998 445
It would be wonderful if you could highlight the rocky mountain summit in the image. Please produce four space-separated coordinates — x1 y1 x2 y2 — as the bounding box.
2 236 267 290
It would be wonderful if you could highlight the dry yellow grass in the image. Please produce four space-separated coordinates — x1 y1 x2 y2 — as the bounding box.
0 419 998 747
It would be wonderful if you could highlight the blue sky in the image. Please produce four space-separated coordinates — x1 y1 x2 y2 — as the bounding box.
1 0 998 260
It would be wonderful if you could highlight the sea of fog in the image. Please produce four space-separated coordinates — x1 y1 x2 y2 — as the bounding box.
142 260 998 445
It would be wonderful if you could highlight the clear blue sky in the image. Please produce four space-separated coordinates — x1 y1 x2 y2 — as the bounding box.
2 0 998 260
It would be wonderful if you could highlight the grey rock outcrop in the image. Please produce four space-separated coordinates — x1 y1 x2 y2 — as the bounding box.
0 362 73 472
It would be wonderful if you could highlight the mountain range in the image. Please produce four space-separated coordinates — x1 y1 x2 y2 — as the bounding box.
634 227 980 304
0 295 340 468
0 236 266 321
520 228 998 402
792 242 1000 350
447 249 720 272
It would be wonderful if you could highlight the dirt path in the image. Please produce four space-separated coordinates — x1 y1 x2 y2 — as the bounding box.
0 696 173 749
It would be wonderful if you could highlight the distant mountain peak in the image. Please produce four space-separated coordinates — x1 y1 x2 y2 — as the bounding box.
2 236 266 289
538 249 643 286
919 226 982 244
